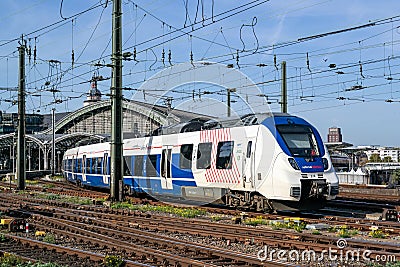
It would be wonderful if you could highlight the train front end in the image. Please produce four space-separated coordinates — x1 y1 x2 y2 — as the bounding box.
262 115 339 210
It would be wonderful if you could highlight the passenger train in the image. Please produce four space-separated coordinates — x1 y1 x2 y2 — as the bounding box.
62 113 339 211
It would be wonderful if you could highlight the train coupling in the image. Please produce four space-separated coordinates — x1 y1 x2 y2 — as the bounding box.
308 180 328 198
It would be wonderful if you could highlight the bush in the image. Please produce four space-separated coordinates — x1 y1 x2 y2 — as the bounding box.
43 233 56 244
104 255 124 267
369 229 387 239
0 253 66 267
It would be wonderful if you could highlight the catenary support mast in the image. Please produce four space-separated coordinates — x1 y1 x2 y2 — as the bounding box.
281 61 287 113
110 0 123 201
16 37 26 190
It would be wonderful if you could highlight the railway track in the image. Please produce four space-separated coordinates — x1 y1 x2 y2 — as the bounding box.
0 180 399 266
0 192 290 266
0 191 399 266
0 234 112 267
338 184 400 205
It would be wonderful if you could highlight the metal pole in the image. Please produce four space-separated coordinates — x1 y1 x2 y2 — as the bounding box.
28 143 31 171
16 38 26 190
12 138 15 174
281 61 287 113
227 88 231 117
38 147 41 171
227 88 236 117
110 0 123 201
51 108 55 176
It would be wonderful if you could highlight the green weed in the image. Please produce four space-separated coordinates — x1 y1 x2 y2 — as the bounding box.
104 255 124 267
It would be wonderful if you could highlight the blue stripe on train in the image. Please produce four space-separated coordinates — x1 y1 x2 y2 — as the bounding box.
84 175 109 188
72 173 197 196
125 176 196 196
130 154 195 179
171 154 194 178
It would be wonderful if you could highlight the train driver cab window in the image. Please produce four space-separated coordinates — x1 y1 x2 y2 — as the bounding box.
276 124 320 158
197 142 212 169
180 144 193 169
216 141 234 169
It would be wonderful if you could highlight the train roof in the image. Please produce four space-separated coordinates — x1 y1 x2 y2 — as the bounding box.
150 112 294 136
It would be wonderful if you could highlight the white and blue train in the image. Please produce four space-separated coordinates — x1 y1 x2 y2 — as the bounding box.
62 113 339 211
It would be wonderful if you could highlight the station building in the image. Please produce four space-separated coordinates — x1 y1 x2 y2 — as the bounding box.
0 80 208 175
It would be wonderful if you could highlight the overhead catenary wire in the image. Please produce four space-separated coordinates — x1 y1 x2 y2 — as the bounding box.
2 1 400 117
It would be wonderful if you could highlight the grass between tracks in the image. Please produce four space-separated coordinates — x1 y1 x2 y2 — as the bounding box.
110 201 207 218
0 253 65 267
32 192 105 205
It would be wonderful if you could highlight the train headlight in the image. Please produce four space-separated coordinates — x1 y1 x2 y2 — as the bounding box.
288 158 300 170
322 158 329 170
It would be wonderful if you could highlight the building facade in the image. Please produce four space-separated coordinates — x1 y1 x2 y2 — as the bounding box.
0 112 45 134
365 147 400 162
327 127 342 143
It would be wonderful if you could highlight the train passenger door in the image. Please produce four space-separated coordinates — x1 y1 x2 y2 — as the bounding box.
160 147 173 189
72 156 77 182
82 155 87 182
102 153 109 184
242 138 256 189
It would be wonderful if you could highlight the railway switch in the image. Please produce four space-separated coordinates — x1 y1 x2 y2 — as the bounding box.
7 218 27 232
382 208 399 222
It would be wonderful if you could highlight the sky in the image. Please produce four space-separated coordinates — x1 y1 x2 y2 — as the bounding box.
0 0 399 146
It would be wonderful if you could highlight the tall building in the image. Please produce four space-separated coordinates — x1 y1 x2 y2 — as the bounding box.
327 127 342 143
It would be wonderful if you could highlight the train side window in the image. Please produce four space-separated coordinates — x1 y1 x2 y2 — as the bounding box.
77 159 82 173
180 144 193 169
146 155 158 177
97 158 102 174
216 141 234 169
124 156 132 176
92 158 97 174
103 153 108 175
73 158 77 172
197 142 212 169
134 155 144 176
86 158 91 174
246 141 252 158
82 155 86 174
